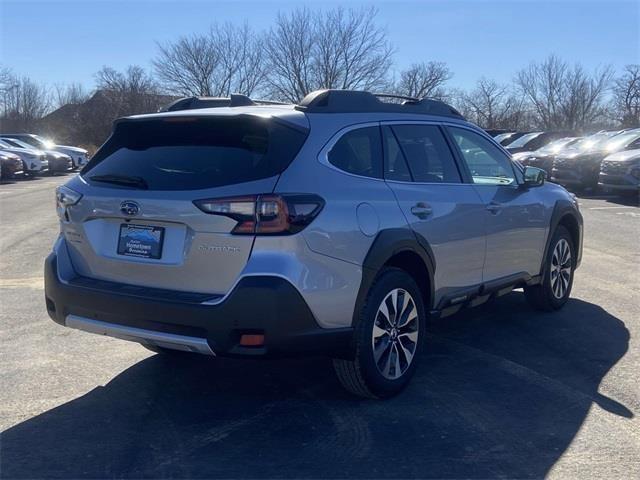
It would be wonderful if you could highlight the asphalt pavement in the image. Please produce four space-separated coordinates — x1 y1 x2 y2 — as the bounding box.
0 174 638 479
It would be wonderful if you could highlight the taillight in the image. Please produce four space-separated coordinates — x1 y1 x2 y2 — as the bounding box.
193 194 324 235
55 185 82 221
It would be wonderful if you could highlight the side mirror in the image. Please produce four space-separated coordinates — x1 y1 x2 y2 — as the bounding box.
523 166 545 187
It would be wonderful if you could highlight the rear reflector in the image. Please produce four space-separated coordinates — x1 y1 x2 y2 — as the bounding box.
240 334 265 347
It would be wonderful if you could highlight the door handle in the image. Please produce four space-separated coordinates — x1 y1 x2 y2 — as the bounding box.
411 202 433 219
486 202 502 214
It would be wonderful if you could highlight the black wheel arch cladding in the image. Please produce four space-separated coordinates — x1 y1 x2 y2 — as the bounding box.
541 200 583 277
354 228 435 327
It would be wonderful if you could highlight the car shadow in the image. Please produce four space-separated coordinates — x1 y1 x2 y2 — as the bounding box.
601 194 639 206
575 190 639 206
0 293 631 479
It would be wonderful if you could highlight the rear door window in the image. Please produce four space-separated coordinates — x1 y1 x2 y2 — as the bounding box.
388 124 461 183
82 116 308 190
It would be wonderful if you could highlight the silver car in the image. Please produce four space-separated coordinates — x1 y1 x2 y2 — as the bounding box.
45 90 583 398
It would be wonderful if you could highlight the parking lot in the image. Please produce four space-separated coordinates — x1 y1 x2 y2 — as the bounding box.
0 174 638 478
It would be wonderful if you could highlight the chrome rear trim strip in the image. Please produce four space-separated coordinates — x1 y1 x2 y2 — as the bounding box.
65 315 215 356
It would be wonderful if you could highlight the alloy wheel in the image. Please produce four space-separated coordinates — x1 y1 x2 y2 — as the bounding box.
371 288 419 380
550 238 572 299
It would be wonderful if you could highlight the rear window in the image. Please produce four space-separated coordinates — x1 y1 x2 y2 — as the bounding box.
82 116 308 190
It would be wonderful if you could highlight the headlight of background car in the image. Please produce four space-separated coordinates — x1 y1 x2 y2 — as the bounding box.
628 163 640 179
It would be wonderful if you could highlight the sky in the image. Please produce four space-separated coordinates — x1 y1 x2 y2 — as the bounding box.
1 0 638 92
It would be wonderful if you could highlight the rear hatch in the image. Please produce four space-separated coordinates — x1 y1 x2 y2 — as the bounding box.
62 114 307 296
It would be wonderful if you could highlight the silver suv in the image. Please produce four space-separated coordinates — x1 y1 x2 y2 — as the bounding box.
45 90 583 398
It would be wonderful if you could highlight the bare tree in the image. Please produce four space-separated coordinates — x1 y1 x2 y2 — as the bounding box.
456 78 529 129
515 55 612 130
394 62 452 99
54 83 89 108
59 65 166 146
265 7 394 102
0 66 16 113
95 65 161 114
0 70 51 131
611 64 640 127
212 23 266 96
264 9 315 102
153 23 265 97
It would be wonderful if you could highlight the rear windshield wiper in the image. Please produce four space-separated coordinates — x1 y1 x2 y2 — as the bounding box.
89 174 149 190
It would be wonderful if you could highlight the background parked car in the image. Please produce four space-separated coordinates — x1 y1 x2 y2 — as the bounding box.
551 130 640 191
512 137 581 175
598 148 640 196
484 129 512 137
0 151 24 179
493 131 528 146
2 133 89 169
505 131 575 154
0 137 72 174
0 139 47 176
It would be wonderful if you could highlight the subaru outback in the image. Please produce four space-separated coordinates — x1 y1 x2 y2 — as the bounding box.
45 90 583 398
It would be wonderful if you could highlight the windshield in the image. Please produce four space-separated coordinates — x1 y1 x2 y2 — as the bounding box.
493 132 515 143
570 133 614 152
13 135 51 149
83 116 308 191
603 132 640 153
506 132 542 148
2 138 34 149
34 135 56 149
0 140 13 148
535 137 578 155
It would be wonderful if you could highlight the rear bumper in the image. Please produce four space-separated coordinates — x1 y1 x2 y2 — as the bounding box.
44 252 353 358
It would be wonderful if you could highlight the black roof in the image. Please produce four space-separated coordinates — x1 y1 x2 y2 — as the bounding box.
159 89 465 120
294 89 464 119
159 95 288 112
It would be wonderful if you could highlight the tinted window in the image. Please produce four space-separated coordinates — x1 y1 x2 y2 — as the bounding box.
382 126 411 182
328 126 382 178
390 124 461 183
83 117 308 190
449 127 516 185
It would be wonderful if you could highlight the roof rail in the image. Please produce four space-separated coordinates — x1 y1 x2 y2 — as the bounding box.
294 89 464 119
372 93 419 103
159 95 289 112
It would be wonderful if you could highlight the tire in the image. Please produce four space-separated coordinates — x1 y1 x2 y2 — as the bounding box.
333 267 426 399
525 225 575 311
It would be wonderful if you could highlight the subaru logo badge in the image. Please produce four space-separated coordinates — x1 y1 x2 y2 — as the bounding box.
120 201 140 216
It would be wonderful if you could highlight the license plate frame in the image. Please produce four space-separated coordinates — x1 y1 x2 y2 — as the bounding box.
117 223 165 259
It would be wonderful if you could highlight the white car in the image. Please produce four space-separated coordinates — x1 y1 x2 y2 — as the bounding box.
0 139 47 175
1 137 73 173
3 133 89 169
